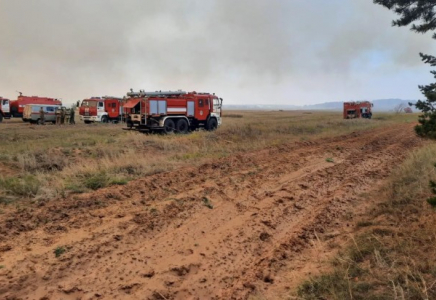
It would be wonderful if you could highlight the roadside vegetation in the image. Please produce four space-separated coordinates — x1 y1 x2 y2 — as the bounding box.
0 111 417 203
297 143 436 300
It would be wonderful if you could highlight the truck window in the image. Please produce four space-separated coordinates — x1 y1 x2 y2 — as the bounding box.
46 107 54 112
2 100 7 105
81 101 98 107
98 102 104 108
205 99 209 106
199 99 204 107
213 99 220 110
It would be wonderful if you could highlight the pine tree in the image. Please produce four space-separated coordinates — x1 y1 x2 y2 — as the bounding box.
374 1 436 138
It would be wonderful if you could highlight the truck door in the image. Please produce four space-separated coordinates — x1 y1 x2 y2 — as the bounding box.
213 98 221 116
196 99 207 121
98 101 105 114
1 99 10 114
107 101 119 119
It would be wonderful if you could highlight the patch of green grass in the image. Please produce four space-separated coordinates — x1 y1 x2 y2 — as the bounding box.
427 197 436 207
326 158 334 163
356 221 373 228
0 175 40 197
202 197 214 209
54 246 66 258
82 171 111 190
110 178 129 186
65 183 87 194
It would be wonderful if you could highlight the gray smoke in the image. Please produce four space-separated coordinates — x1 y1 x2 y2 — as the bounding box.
0 0 435 105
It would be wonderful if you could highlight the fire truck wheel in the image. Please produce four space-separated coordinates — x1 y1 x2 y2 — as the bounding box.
176 119 188 134
163 119 176 134
206 118 218 131
84 120 91 124
101 116 108 123
0 114 3 123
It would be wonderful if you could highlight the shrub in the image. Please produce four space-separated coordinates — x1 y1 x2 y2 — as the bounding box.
54 246 66 257
0 175 40 197
83 171 111 190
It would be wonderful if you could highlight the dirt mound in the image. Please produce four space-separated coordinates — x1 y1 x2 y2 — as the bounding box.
0 124 423 299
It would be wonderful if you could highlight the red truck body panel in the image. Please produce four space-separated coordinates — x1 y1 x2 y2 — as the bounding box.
343 101 373 119
125 93 218 118
10 95 61 118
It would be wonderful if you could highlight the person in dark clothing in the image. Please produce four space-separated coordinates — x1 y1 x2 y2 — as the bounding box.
39 107 45 125
70 107 75 124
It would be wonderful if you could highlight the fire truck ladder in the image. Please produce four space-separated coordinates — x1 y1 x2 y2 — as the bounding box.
127 90 187 97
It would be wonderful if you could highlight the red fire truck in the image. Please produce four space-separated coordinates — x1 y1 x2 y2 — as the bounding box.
124 90 223 133
10 94 62 118
343 101 373 119
79 96 124 124
0 97 11 123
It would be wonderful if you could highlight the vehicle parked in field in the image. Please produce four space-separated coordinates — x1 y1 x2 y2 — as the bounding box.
0 97 11 123
79 96 124 124
11 94 61 119
23 104 62 124
124 90 223 133
343 101 373 119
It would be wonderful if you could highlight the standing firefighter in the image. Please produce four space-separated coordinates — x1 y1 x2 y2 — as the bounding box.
39 107 45 125
70 106 75 124
60 108 66 125
55 107 62 125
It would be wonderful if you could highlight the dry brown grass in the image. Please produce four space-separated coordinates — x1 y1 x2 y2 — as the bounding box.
298 143 436 300
0 111 418 203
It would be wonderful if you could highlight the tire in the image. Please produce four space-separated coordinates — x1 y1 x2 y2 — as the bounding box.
0 114 3 123
163 119 175 134
205 118 218 131
37 118 43 125
176 118 189 134
84 120 91 124
101 116 108 123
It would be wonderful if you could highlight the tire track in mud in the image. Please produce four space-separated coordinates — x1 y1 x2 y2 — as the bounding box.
0 123 423 300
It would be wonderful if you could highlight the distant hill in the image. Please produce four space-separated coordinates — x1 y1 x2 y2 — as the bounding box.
224 99 417 112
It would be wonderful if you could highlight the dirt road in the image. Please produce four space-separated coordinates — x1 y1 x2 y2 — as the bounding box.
0 123 423 299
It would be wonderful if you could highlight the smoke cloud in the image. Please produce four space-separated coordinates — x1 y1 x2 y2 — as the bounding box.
0 0 435 105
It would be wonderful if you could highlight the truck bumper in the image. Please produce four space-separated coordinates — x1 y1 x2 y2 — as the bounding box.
81 116 99 122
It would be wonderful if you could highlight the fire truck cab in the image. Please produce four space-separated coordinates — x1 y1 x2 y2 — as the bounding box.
343 101 373 119
0 97 11 123
124 90 223 133
79 97 124 124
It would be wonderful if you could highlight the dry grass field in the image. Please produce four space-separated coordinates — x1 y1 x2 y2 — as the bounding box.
1 110 434 300
0 111 417 203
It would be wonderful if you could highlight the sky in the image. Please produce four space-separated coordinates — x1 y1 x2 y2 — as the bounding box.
0 0 435 106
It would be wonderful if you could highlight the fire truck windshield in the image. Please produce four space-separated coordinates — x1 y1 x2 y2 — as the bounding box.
81 100 98 107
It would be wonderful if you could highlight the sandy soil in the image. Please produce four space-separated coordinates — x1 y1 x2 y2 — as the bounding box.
0 123 423 300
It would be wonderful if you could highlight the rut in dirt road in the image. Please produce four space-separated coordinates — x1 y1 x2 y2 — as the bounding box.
0 123 423 300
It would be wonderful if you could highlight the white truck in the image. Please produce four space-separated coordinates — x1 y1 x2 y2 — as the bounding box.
0 97 11 123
